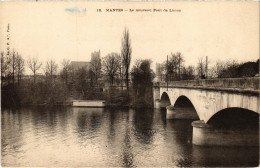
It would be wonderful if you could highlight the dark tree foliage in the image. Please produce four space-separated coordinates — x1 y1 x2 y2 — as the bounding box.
218 59 259 78
238 60 259 77
182 66 195 80
164 52 184 81
60 59 71 87
88 69 95 87
45 59 58 84
102 52 120 85
27 57 42 85
90 50 101 84
16 53 25 84
1 51 12 85
131 59 155 108
74 67 89 99
72 67 104 100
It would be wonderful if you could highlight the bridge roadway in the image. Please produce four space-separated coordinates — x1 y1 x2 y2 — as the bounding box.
153 77 259 146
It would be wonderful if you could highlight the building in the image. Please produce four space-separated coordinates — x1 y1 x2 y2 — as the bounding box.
71 61 91 71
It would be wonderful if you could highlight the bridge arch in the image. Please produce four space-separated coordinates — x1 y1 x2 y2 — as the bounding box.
207 107 259 126
159 91 201 119
203 93 259 123
158 86 259 123
160 92 171 108
172 95 196 109
172 95 200 118
192 107 259 146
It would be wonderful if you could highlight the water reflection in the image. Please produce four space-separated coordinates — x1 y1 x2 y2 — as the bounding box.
166 119 193 145
122 118 134 167
133 108 154 144
1 107 259 167
73 107 104 143
192 145 259 167
74 107 103 130
166 120 193 167
1 108 27 164
106 108 121 142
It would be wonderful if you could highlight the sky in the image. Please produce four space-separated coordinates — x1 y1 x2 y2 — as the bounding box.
0 1 259 74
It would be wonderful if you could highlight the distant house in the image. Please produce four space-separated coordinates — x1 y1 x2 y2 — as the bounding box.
71 61 91 71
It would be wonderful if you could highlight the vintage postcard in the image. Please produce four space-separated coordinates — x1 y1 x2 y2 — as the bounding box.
1 1 259 167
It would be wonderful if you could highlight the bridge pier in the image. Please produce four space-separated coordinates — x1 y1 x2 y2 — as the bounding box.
191 120 259 146
154 99 161 109
153 86 161 109
166 105 199 120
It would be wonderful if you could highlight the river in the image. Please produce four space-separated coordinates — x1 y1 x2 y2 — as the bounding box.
1 107 259 167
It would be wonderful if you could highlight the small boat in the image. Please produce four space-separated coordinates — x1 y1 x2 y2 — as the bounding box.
72 100 106 107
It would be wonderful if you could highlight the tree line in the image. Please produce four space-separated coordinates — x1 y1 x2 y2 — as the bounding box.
160 53 259 81
1 27 258 108
1 28 155 108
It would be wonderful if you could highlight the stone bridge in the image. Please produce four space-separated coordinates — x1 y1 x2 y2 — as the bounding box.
153 77 260 146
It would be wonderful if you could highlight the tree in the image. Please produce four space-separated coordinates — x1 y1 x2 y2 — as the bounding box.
27 57 42 84
90 50 101 85
74 68 88 99
197 57 205 79
238 60 259 77
131 59 154 96
45 59 58 84
102 52 120 85
211 61 225 78
197 56 209 79
182 65 195 80
11 50 18 84
88 69 95 87
165 54 177 77
218 60 239 78
60 59 71 86
1 52 11 81
176 52 184 80
164 52 184 81
121 28 132 93
16 53 25 84
118 54 124 89
205 56 209 78
131 59 155 108
210 60 258 78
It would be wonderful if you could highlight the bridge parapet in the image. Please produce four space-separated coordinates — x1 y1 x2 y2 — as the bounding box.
154 77 259 91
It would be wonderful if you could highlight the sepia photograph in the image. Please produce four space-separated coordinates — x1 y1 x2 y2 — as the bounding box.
0 1 259 167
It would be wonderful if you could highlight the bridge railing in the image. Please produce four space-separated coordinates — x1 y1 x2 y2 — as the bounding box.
154 77 259 90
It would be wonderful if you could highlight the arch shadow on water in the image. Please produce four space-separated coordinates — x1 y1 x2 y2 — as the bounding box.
191 145 259 167
207 107 259 130
191 107 259 167
172 95 199 119
160 92 171 109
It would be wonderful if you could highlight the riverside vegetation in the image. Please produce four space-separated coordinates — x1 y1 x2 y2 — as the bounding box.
1 28 259 108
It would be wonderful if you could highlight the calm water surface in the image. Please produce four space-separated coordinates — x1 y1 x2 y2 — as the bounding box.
1 107 259 167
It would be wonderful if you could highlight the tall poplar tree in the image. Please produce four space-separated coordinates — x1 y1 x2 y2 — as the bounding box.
121 28 132 93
